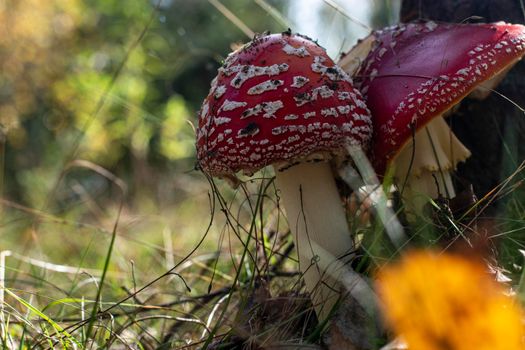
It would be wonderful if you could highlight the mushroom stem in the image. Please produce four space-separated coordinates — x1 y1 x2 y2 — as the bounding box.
394 116 471 215
274 161 354 321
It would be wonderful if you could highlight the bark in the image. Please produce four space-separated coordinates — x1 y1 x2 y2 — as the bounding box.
399 1 525 212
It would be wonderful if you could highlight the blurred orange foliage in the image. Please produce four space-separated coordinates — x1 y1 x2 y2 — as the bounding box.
377 250 524 350
0 0 82 146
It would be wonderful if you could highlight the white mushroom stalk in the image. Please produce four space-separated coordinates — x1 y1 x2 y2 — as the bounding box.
274 162 355 319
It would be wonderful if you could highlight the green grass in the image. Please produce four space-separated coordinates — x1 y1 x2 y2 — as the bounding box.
0 170 316 348
2 1 525 349
2 149 525 349
5 148 523 348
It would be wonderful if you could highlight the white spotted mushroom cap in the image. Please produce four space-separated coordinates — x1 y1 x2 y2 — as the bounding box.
354 21 525 175
196 32 372 179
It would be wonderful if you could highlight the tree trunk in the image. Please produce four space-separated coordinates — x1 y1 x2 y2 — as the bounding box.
400 1 525 213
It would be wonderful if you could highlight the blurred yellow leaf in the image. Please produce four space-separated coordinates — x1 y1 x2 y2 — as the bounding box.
377 250 525 350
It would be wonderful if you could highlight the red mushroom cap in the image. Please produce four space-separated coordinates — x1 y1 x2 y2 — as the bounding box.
356 21 525 175
196 32 372 178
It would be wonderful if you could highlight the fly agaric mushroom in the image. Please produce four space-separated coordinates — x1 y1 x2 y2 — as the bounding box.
340 21 525 215
196 31 372 320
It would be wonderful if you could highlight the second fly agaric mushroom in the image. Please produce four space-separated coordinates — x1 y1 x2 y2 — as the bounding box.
196 31 372 320
340 21 525 215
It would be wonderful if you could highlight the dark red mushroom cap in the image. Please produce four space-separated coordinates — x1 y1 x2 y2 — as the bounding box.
196 32 372 178
356 21 525 175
